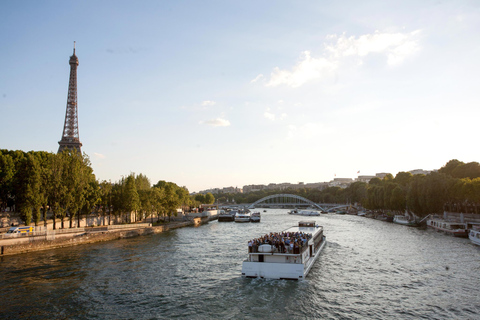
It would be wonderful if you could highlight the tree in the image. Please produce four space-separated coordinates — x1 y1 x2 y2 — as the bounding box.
394 172 413 188
451 162 480 179
15 153 40 226
205 192 215 204
99 180 113 225
439 159 464 177
195 194 206 203
124 174 140 223
0 152 15 211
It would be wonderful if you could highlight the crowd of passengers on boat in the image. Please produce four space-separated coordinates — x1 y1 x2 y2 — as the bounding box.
248 231 312 254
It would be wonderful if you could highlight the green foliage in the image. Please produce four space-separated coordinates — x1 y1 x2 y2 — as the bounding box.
205 192 215 204
3 150 479 225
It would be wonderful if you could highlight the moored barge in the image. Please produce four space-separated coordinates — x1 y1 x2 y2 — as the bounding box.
426 218 468 237
241 221 326 280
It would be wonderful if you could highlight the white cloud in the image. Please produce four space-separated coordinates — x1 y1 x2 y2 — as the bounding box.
263 30 421 88
264 110 276 121
266 51 337 88
201 100 216 106
199 118 231 127
264 108 287 121
94 152 106 159
250 74 264 83
326 30 421 65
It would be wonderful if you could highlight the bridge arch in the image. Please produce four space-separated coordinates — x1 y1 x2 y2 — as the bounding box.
248 194 324 210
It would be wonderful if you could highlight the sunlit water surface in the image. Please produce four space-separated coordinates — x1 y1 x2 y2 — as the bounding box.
1 210 479 319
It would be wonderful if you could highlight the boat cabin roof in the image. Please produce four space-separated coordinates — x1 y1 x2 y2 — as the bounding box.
298 221 315 227
283 222 322 237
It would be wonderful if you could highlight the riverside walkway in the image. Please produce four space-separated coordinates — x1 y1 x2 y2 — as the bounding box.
0 219 200 256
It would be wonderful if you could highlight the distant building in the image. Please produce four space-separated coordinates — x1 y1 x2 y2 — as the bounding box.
356 175 376 183
329 178 354 188
375 173 391 179
243 184 266 193
409 169 432 175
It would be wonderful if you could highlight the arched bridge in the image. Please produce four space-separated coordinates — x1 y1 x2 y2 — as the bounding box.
248 194 325 210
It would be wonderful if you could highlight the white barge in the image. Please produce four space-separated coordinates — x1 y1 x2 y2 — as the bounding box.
235 211 251 222
250 212 261 222
288 209 320 216
242 221 326 280
469 226 480 246
426 218 468 237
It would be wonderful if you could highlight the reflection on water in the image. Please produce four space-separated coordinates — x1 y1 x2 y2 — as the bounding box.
1 210 479 319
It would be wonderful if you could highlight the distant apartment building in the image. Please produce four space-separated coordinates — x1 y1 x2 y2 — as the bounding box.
375 173 391 179
356 175 376 183
243 184 266 193
328 178 354 188
409 169 432 175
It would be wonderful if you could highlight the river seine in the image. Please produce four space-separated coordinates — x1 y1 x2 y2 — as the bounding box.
1 209 479 319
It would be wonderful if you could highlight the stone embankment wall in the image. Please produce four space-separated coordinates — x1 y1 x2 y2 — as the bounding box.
0 220 198 256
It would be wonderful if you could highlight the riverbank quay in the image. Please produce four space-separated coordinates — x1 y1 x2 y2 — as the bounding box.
0 218 203 256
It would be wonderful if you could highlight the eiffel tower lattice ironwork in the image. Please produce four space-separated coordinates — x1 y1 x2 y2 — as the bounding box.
58 42 82 154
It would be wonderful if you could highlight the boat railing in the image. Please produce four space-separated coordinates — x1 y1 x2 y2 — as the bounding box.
248 243 309 255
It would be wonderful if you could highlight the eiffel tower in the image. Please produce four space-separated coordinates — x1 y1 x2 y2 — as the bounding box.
58 42 82 154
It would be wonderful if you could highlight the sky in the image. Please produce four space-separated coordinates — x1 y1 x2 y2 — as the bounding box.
1 0 480 193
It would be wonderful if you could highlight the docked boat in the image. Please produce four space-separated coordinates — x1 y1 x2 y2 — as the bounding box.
375 214 393 222
288 209 320 216
235 211 251 222
469 227 480 246
426 218 468 237
241 221 326 280
218 210 235 222
393 215 418 226
250 212 261 222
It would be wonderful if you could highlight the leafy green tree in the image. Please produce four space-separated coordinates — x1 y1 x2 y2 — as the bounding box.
205 192 215 204
394 172 413 187
0 152 15 211
451 162 480 179
124 174 140 223
195 194 206 203
100 180 113 225
390 186 406 212
439 159 464 177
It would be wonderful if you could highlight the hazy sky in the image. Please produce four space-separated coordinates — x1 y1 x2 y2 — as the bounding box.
1 1 479 192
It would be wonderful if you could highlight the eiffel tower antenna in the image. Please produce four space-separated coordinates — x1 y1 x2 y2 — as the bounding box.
58 42 82 154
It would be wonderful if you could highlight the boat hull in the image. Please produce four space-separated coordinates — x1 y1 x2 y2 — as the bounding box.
242 236 326 280
469 230 480 246
218 215 235 222
393 216 418 227
427 220 468 237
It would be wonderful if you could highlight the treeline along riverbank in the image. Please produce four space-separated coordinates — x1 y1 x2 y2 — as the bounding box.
0 149 215 229
221 159 480 218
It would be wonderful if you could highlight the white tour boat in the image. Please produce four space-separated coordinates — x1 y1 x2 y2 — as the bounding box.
288 209 320 216
242 221 326 280
235 211 251 222
469 227 480 246
426 218 468 237
250 212 261 222
393 215 418 227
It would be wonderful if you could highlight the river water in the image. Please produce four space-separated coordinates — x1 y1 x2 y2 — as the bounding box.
1 209 479 319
